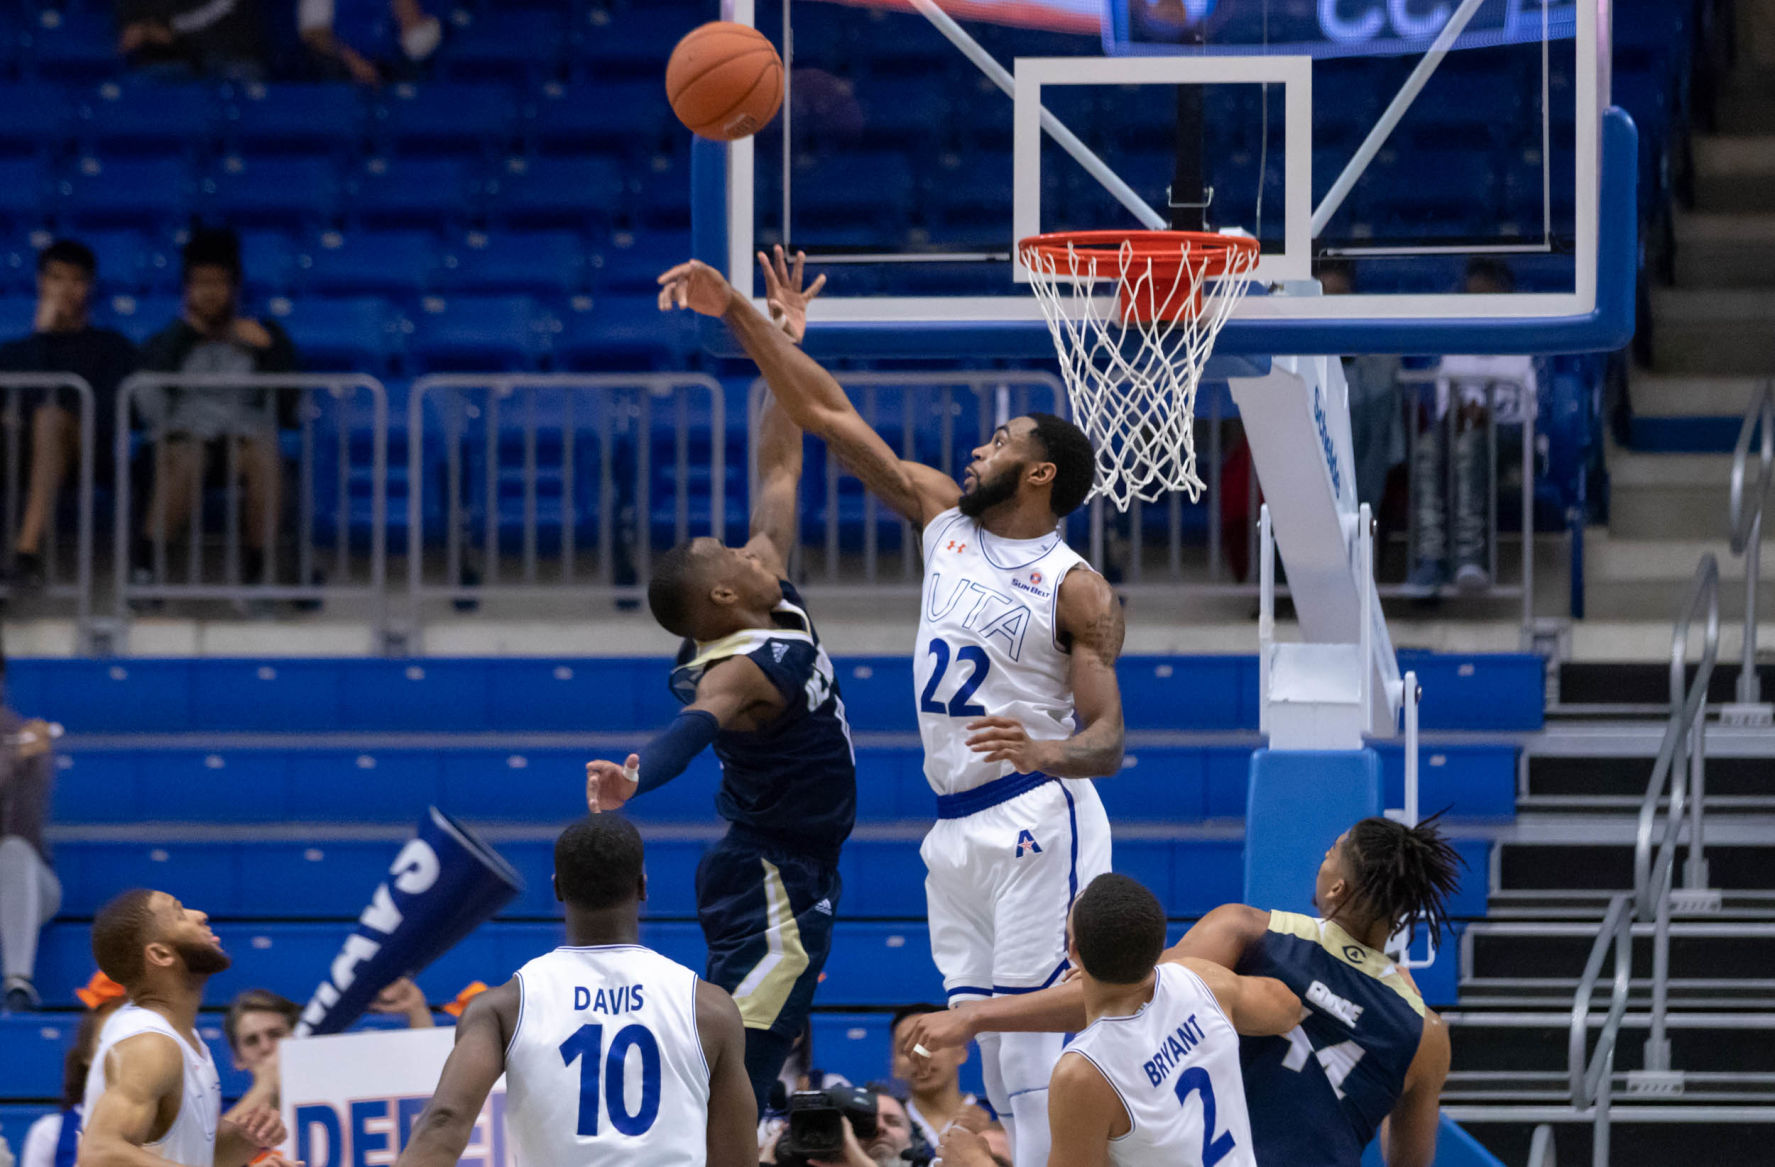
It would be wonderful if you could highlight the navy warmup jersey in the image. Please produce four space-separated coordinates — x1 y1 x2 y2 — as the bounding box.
669 581 857 863
1234 912 1427 1167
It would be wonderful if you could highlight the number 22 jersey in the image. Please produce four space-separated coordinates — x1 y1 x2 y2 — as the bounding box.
504 944 711 1167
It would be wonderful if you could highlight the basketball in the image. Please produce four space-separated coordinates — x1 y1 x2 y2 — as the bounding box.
665 22 784 141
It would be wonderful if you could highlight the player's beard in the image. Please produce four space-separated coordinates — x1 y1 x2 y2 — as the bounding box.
957 462 1023 519
173 936 233 976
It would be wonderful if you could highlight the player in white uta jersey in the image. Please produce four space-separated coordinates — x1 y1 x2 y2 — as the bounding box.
660 252 1127 1167
394 816 757 1167
1051 874 1299 1167
80 890 290 1167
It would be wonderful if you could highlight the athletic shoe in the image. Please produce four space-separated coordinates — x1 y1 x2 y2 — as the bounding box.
1454 562 1491 591
1402 560 1447 599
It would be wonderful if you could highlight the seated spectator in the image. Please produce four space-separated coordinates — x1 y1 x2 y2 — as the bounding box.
299 0 441 85
0 643 59 1011
115 0 269 79
1407 258 1536 595
224 978 434 1116
0 240 137 592
18 997 123 1167
888 1005 987 1149
134 228 299 594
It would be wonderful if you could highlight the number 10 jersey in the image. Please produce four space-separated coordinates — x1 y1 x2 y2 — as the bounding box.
915 508 1093 796
505 944 711 1167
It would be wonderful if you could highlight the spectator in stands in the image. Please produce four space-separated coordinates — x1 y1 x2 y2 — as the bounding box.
299 0 442 85
888 1005 987 1150
18 998 123 1167
1406 258 1535 595
1318 260 1407 558
115 0 269 79
134 228 299 595
0 642 59 1012
224 978 434 1114
0 240 138 592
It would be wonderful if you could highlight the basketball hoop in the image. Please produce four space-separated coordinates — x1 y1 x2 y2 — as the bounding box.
1020 230 1260 512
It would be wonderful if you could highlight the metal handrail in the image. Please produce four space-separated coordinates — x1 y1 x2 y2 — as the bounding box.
1568 893 1633 1167
0 374 96 642
1527 1123 1558 1167
1727 382 1773 709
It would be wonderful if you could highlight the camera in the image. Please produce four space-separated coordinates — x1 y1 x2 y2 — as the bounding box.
776 1087 880 1165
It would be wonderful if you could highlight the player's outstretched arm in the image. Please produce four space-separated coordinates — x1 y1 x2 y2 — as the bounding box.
695 981 760 1167
658 258 959 527
895 981 1090 1061
587 657 787 813
1044 1054 1116 1167
1383 1010 1450 1167
1178 957 1302 1037
393 982 516 1167
747 391 802 578
1160 903 1271 971
78 1035 193 1167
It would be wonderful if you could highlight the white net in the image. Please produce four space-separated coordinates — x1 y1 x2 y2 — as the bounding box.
1022 234 1259 512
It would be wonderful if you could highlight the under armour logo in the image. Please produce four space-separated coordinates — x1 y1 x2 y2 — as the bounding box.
1015 829 1042 857
946 540 967 553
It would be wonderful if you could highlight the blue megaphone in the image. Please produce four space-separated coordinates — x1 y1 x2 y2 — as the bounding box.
294 806 523 1037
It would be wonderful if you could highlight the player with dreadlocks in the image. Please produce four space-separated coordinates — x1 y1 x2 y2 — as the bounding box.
899 815 1462 1167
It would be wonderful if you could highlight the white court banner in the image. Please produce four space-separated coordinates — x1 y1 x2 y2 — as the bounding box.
281 1028 510 1167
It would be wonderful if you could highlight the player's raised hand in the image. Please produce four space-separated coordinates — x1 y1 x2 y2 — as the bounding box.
657 259 734 318
757 245 827 344
229 1104 287 1150
965 716 1047 774
896 1005 975 1058
586 755 640 814
936 1125 996 1167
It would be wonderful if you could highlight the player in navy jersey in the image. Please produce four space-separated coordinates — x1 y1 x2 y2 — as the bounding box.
585 253 855 1116
902 816 1459 1167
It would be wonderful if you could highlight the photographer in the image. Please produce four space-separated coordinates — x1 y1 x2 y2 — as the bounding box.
764 1085 922 1167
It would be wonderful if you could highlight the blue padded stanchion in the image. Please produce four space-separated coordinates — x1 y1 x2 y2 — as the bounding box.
1243 748 1382 914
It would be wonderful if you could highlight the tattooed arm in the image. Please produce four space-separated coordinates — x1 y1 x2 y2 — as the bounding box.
964 567 1126 779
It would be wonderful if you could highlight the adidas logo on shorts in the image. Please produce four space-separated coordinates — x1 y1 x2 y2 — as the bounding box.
814 898 834 916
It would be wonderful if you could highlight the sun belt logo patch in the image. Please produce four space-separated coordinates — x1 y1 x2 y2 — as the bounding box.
1015 829 1042 858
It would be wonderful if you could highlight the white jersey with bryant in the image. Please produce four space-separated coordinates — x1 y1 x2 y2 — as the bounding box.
915 507 1093 796
1064 964 1258 1167
505 945 711 1167
81 1004 221 1167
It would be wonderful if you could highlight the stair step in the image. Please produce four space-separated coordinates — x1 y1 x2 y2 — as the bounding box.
1693 136 1775 213
1497 842 1775 891
1557 661 1775 706
1485 888 1775 920
1673 212 1775 288
1467 922 1775 979
1627 371 1765 419
1447 1012 1775 1074
1648 288 1775 375
1716 69 1775 134
1527 755 1775 799
1457 1112 1775 1167
1458 978 1775 1009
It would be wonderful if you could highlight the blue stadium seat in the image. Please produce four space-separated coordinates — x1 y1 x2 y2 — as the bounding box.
300 230 438 299
0 297 37 340
590 232 689 294
436 230 588 296
59 158 191 230
268 295 405 374
854 79 954 144
569 6 705 80
790 153 914 229
73 230 161 295
373 83 520 157
485 157 624 230
410 294 553 372
236 229 299 298
528 81 671 155
78 79 218 155
440 7 569 84
632 151 691 228
0 82 72 156
0 158 50 230
19 5 116 83
347 157 478 231
103 294 184 345
203 156 340 230
555 296 691 371
224 83 368 157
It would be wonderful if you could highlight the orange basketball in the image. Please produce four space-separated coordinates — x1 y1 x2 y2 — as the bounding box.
665 22 784 141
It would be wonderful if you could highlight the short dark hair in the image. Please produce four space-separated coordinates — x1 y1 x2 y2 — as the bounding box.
91 888 160 988
1025 413 1095 518
555 815 645 911
224 989 300 1054
182 227 243 284
889 1003 944 1034
647 540 713 639
1342 814 1466 946
1071 873 1166 985
40 239 97 278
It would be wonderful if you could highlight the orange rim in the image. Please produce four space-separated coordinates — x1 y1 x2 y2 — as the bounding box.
1019 230 1258 277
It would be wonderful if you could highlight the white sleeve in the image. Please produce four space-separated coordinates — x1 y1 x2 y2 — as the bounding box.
297 0 335 34
21 1114 64 1167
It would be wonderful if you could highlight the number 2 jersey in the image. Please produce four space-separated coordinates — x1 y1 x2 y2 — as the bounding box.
1064 963 1257 1167
915 508 1093 795
505 944 710 1167
669 580 856 863
1234 912 1428 1167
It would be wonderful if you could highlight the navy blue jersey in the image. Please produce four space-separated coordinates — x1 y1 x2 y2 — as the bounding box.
1234 911 1426 1167
669 581 856 863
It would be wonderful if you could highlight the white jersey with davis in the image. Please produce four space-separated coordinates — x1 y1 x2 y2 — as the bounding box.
1064 964 1257 1167
505 945 711 1167
916 508 1092 796
81 1004 221 1167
